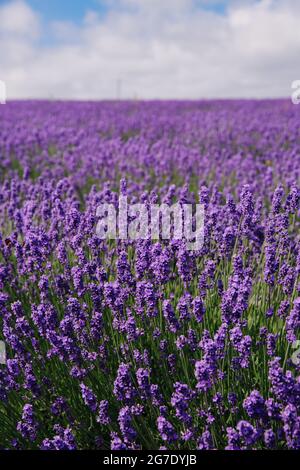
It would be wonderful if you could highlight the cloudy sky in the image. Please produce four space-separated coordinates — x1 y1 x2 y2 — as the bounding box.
0 0 299 99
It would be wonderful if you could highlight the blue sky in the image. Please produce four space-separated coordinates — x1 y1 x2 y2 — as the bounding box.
0 0 227 30
0 0 299 99
26 0 109 24
26 0 227 21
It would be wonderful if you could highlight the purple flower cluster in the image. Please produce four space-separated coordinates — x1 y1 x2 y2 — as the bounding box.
1 100 300 449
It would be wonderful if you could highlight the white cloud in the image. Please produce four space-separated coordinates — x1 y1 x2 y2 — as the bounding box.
0 0 299 99
0 0 40 38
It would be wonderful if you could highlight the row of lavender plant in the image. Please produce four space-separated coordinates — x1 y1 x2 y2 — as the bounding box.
0 100 300 449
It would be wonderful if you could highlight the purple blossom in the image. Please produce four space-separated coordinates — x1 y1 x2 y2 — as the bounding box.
157 416 178 443
80 383 97 413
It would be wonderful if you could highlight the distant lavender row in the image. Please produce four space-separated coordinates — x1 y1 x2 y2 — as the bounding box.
0 100 300 450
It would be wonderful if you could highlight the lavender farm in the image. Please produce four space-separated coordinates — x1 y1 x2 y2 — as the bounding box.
1 100 300 450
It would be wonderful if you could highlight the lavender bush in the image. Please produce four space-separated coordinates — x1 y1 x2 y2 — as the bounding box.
0 100 300 450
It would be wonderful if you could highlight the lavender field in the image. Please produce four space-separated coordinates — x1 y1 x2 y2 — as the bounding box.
0 99 300 450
